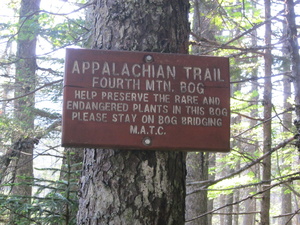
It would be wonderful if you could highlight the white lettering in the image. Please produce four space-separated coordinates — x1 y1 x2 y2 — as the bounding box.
82 62 90 74
181 117 222 126
203 97 220 105
180 82 204 95
92 62 100 74
71 112 107 122
71 61 80 74
209 107 228 116
132 64 141 77
174 95 198 104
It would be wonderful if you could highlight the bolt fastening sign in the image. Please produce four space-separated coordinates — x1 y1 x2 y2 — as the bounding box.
62 48 230 152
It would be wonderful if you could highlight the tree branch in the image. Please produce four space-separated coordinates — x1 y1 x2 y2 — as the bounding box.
232 111 263 121
230 71 292 84
186 136 295 190
0 79 63 102
233 107 294 138
185 176 300 222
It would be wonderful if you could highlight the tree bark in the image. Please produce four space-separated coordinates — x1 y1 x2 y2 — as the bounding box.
284 1 300 221
280 78 293 225
280 6 293 224
261 0 272 224
59 148 84 224
90 0 189 53
78 149 186 224
9 137 38 224
185 1 217 223
77 0 190 224
225 193 233 225
243 6 260 223
10 0 40 223
190 0 218 55
219 165 233 225
14 0 40 133
186 152 209 225
285 0 300 146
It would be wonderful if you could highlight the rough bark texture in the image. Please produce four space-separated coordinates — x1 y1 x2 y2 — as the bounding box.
78 149 186 224
77 0 190 224
91 0 189 54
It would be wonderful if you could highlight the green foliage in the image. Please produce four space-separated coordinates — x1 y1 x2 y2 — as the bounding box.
0 151 80 225
208 174 260 200
192 1 300 220
18 15 40 41
1 0 300 223
39 16 87 47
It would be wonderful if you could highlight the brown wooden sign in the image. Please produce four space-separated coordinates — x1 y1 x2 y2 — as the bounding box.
62 48 230 152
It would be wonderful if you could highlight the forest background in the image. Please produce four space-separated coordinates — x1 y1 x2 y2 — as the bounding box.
0 0 299 224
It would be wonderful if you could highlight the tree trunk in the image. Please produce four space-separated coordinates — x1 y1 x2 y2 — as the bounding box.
285 0 300 146
220 194 225 225
285 1 300 221
77 0 190 224
219 165 234 225
186 0 218 222
10 0 40 223
207 153 215 225
78 149 186 224
233 190 240 225
9 137 38 224
59 148 84 224
224 192 233 225
280 7 293 224
243 9 259 223
280 76 293 225
190 0 218 55
14 0 40 134
186 152 209 225
185 0 217 223
261 0 272 224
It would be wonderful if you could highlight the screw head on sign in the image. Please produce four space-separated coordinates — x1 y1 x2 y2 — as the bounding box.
145 55 153 63
142 137 152 146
